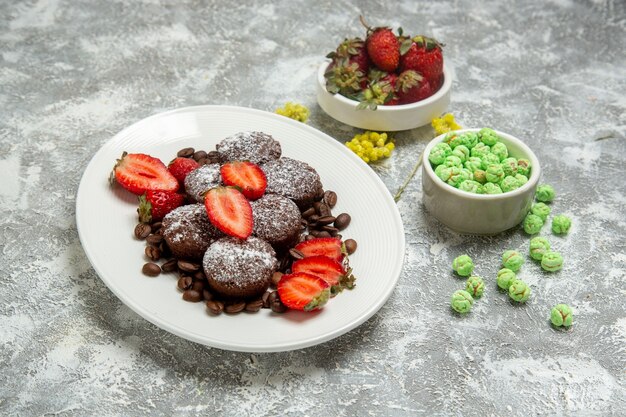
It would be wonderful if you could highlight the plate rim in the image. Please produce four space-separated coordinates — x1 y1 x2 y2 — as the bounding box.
76 104 406 352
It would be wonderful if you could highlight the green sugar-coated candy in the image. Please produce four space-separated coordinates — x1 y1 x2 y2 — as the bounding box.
497 268 517 290
480 153 501 170
442 132 457 146
452 254 474 277
448 134 466 149
531 202 551 221
434 164 447 177
500 176 521 193
529 236 551 261
459 180 484 194
517 158 531 176
452 145 470 163
461 132 479 149
437 166 453 182
478 127 499 146
429 142 452 165
473 170 487 184
485 164 505 183
444 155 463 168
502 250 524 272
508 279 531 302
483 182 503 194
501 157 518 176
464 157 482 172
552 215 572 235
541 251 563 272
446 167 464 187
536 184 555 203
523 213 544 234
515 174 528 186
491 142 509 161
550 304 573 327
466 276 485 298
451 290 474 314
471 142 491 159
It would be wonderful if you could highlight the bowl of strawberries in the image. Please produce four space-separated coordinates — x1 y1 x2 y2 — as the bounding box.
317 17 451 131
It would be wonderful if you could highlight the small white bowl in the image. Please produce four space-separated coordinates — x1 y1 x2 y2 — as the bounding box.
422 129 541 235
316 61 452 131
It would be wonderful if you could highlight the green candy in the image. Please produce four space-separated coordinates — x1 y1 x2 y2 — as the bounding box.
497 268 517 290
429 142 452 165
517 159 531 176
508 279 530 302
501 157 518 176
480 153 501 170
531 202 551 221
434 164 447 177
444 155 463 168
485 164 505 183
490 142 509 161
452 254 474 277
536 184 556 203
442 132 458 146
460 132 479 149
470 142 491 159
473 170 487 184
502 250 524 272
451 290 474 314
459 180 484 194
500 176 521 193
552 215 572 235
541 251 563 272
483 182 503 194
550 304 573 327
529 237 551 261
523 213 544 234
466 276 485 298
448 134 466 149
478 127 499 146
452 145 470 163
446 167 465 186
515 174 529 186
464 157 482 172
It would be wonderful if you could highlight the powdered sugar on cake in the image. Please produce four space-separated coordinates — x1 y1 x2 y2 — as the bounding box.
184 163 221 202
216 131 281 164
251 194 301 246
262 157 323 208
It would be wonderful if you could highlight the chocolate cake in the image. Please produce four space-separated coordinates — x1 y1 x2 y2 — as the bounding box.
251 193 301 252
162 204 223 260
184 163 221 203
216 131 281 164
261 157 324 209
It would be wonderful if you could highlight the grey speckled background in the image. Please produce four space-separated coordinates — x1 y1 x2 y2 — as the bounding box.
1 0 625 415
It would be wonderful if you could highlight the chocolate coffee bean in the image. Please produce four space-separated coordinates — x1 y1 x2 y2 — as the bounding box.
193 270 206 281
178 260 200 273
270 299 287 313
142 262 161 277
202 289 213 301
206 300 224 315
245 299 264 312
151 221 163 230
161 259 178 273
193 150 207 161
334 213 351 230
313 201 322 213
301 207 316 218
305 234 316 241
262 291 271 308
344 238 357 254
177 147 195 158
182 289 202 302
268 290 280 305
289 248 304 260
134 223 151 239
192 280 205 292
321 225 339 234
225 302 246 314
177 276 193 290
271 271 283 286
145 245 161 261
316 231 331 238
146 234 163 246
207 150 221 163
316 216 336 226
323 190 338 208
197 158 209 165
318 203 331 217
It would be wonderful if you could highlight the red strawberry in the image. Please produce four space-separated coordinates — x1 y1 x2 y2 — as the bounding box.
204 186 253 239
395 69 433 104
327 37 370 75
291 255 355 294
399 35 444 89
295 237 343 263
356 69 397 109
138 190 185 223
168 157 199 185
360 16 400 72
220 161 267 200
111 152 178 195
277 272 330 311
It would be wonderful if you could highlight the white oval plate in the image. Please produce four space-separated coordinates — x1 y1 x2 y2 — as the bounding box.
76 105 405 352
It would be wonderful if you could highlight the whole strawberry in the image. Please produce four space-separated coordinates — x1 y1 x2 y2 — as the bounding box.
395 70 433 104
327 37 369 75
399 35 444 89
360 16 400 73
138 190 185 223
356 74 396 110
168 157 199 185
324 61 366 99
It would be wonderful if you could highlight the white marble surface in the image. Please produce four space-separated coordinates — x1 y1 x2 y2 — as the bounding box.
1 0 625 415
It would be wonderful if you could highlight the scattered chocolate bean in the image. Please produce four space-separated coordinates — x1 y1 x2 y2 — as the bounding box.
316 215 336 226
344 238 357 254
308 214 320 224
225 302 246 314
192 280 205 293
202 289 213 301
193 270 206 281
318 203 331 217
151 221 163 230
146 234 163 246
268 290 280 305
145 245 161 261
134 223 151 239
301 207 316 218
197 158 209 165
207 150 221 163
177 147 195 158
262 291 271 308
334 213 351 231
142 262 161 277
313 201 322 213
182 289 202 302
323 190 338 208
322 225 339 234
206 300 224 315
317 231 332 238
161 259 178 273
305 234 316 241
245 299 264 312
178 260 200 273
270 299 287 313
289 248 304 260
271 271 283 286
193 150 207 161
177 276 193 290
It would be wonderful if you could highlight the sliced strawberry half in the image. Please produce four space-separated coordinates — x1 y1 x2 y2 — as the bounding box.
168 157 199 185
204 186 253 239
292 255 355 295
277 272 330 311
138 190 185 223
111 152 179 195
220 161 267 200
295 237 343 263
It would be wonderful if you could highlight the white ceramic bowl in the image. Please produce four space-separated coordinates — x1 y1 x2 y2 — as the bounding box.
422 129 541 235
316 61 452 131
